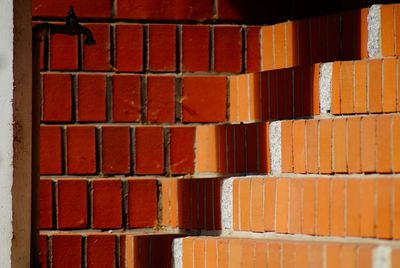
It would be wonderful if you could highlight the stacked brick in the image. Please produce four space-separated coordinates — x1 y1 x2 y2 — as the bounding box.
34 0 400 267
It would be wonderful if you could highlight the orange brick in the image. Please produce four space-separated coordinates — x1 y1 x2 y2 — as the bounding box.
394 180 400 239
340 61 354 114
306 120 318 174
281 121 293 173
331 62 341 114
249 73 261 121
229 239 242 268
295 243 309 268
347 117 361 173
377 115 392 173
394 116 400 172
326 244 341 268
357 245 373 268
393 249 400 268
309 244 323 267
170 179 178 227
264 179 276 231
383 58 397 112
312 64 320 116
361 116 376 173
251 178 264 232
229 77 238 122
319 120 332 174
261 26 274 70
239 179 251 231
346 180 361 237
267 242 282 268
233 179 239 230
286 21 298 67
316 178 330 236
354 60 367 113
282 242 295 268
205 239 217 268
289 179 302 234
381 5 395 56
340 245 356 268
276 178 290 233
330 179 345 236
182 238 194 268
368 60 383 113
195 126 209 173
293 120 306 173
161 179 171 226
302 179 315 235
217 239 229 267
193 238 205 267
237 75 249 122
360 179 376 237
377 179 392 239
254 241 267 267
241 240 254 267
333 118 347 173
274 23 286 69
359 8 369 59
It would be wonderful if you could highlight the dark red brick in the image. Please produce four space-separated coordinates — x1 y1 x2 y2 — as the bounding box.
52 235 82 268
92 180 122 229
39 179 53 229
39 235 48 268
32 0 111 18
83 24 111 71
40 126 62 175
246 26 261 72
42 73 72 122
182 25 210 72
102 127 131 174
66 126 96 174
169 127 195 174
115 24 143 72
148 25 176 72
135 127 164 174
57 180 87 229
214 26 242 73
87 235 116 268
147 76 175 123
115 0 213 20
77 74 106 122
50 34 78 70
112 75 141 122
128 179 157 228
217 0 242 19
182 76 227 122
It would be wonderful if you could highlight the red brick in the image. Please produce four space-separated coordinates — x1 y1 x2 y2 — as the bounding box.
57 180 87 229
246 26 261 72
50 34 78 70
42 73 72 122
101 127 131 174
39 179 53 229
147 76 175 123
135 127 164 174
115 24 143 72
39 235 48 268
82 24 111 71
52 235 82 268
92 180 122 229
112 75 141 122
148 25 176 72
214 26 242 73
77 74 106 122
217 0 242 19
182 76 227 122
40 126 62 175
128 179 157 228
87 235 115 268
182 25 210 72
66 126 96 174
115 0 213 20
170 127 195 174
32 0 111 18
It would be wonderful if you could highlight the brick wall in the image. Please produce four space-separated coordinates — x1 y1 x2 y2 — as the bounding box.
34 1 400 267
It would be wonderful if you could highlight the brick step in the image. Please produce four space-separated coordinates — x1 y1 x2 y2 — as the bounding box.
229 57 400 124
174 236 400 268
38 232 183 268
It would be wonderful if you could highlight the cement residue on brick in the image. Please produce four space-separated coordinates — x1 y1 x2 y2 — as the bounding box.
172 238 183 268
368 5 381 58
319 63 332 114
221 178 234 230
269 121 282 174
373 246 392 268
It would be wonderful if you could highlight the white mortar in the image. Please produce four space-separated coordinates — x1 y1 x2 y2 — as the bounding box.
221 178 234 230
372 246 392 268
269 121 282 174
368 5 382 58
319 63 332 114
172 238 183 268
